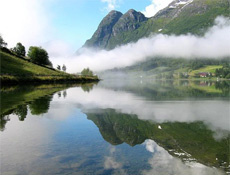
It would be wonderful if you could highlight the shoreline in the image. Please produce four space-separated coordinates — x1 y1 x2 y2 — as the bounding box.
0 75 100 85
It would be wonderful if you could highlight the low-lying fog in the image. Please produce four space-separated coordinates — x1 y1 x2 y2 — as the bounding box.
51 16 230 73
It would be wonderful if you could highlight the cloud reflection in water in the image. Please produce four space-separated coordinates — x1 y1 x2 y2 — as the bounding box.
143 140 225 175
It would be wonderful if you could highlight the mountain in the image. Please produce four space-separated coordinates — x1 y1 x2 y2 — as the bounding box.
83 0 230 50
84 10 123 49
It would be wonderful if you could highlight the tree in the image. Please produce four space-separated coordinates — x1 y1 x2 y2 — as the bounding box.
0 35 7 48
12 42 26 56
81 68 93 76
27 46 52 66
62 64 66 72
57 65 61 70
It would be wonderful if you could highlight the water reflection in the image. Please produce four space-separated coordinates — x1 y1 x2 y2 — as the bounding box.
29 95 53 115
81 83 95 92
63 90 67 98
99 79 230 100
0 83 97 130
14 104 28 121
58 90 67 98
143 140 226 175
64 86 229 134
58 91 61 98
104 147 126 174
86 108 229 170
0 80 229 174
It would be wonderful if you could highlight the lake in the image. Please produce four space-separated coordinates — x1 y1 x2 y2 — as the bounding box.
1 80 229 175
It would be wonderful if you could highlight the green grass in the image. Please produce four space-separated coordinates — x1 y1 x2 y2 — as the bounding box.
0 51 99 83
1 51 69 76
189 65 223 76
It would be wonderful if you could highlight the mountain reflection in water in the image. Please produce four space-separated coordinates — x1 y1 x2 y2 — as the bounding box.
0 80 229 175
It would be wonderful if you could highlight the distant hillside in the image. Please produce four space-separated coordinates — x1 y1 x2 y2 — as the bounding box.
0 50 99 84
83 0 230 50
100 57 230 80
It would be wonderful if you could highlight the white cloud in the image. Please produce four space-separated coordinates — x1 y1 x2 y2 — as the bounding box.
0 0 74 59
0 0 53 49
52 16 230 73
44 40 75 58
142 0 173 17
101 0 118 11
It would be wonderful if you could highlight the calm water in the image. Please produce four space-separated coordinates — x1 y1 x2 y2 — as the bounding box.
1 80 230 175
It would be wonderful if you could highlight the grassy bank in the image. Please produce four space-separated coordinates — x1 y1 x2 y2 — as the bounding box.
0 51 99 84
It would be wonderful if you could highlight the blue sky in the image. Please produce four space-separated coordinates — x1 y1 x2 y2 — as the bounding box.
0 0 173 52
48 0 150 48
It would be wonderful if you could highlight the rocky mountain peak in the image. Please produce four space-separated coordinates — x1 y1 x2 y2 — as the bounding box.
107 10 123 17
123 9 147 22
100 10 123 25
83 0 229 50
111 9 147 36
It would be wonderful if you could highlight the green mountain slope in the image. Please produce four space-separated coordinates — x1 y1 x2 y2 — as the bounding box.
83 0 230 50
